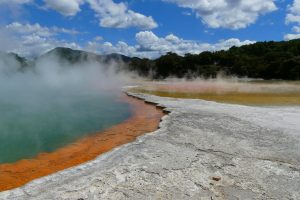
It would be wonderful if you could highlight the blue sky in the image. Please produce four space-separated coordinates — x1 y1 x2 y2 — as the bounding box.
0 0 300 58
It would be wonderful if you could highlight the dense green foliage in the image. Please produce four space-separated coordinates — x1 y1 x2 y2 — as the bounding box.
128 39 300 80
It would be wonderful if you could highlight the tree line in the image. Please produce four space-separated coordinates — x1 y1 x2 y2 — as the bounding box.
127 39 300 80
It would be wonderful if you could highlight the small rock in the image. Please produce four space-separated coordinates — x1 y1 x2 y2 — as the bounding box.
212 176 221 181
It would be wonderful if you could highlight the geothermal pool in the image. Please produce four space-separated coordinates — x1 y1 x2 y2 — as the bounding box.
0 90 131 164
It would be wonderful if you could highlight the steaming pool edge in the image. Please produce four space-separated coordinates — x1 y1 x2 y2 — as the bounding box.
0 93 165 191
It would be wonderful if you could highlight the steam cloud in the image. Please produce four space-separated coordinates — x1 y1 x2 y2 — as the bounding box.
0 54 137 163
141 77 300 95
0 53 133 99
0 53 136 126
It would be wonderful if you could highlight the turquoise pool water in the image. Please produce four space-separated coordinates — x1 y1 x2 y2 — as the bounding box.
0 89 131 164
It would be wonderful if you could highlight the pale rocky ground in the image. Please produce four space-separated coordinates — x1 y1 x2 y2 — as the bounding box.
0 92 300 200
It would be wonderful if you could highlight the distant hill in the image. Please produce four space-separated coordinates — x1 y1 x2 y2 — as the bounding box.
0 52 32 71
39 47 131 65
1 47 132 74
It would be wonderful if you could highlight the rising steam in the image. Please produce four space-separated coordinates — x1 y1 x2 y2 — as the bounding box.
0 53 134 103
0 53 137 163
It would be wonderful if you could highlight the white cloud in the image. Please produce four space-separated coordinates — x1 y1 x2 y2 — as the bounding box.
284 33 300 41
0 0 32 4
87 31 255 58
286 14 300 25
5 22 80 37
44 0 84 16
285 0 300 40
135 31 255 56
163 0 277 29
86 39 138 57
0 22 80 57
0 0 33 20
43 0 157 29
286 0 300 24
87 0 158 29
94 36 103 41
292 26 300 33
